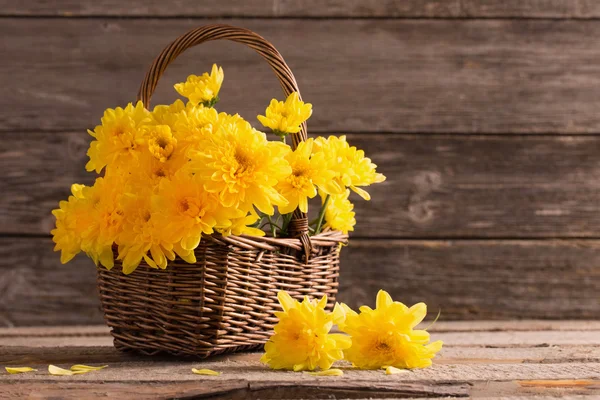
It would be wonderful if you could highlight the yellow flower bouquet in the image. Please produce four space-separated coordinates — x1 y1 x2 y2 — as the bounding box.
51 24 385 357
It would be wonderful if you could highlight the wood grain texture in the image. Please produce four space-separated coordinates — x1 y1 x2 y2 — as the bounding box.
340 240 600 319
0 358 598 384
1 237 598 326
4 342 599 365
3 330 600 348
6 1 600 18
3 19 600 133
461 0 600 18
0 0 461 17
0 238 104 327
4 132 600 238
0 381 469 400
1 323 599 399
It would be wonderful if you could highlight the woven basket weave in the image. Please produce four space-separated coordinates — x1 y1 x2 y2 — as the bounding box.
96 24 348 357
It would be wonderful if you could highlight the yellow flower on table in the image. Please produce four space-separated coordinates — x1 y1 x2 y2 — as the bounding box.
174 64 224 107
261 291 351 371
313 135 386 200
258 92 312 136
321 189 356 234
86 101 151 174
335 290 443 370
276 138 335 214
188 118 291 215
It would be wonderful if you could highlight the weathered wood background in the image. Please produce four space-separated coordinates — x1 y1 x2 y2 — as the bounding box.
1 0 599 326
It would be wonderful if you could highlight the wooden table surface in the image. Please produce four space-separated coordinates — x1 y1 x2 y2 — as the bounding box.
0 321 599 399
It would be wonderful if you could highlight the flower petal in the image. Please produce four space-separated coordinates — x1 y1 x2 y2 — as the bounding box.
48 365 88 376
385 366 409 375
70 365 108 372
191 368 221 376
408 302 428 327
5 367 36 374
306 369 344 377
376 290 393 309
277 291 297 312
350 185 371 201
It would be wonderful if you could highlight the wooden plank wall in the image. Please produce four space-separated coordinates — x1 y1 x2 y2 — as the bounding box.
1 1 599 325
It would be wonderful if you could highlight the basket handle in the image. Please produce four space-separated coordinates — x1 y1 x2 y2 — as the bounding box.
137 24 312 259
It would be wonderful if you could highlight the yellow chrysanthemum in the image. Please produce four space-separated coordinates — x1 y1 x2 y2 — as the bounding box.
52 176 126 269
189 119 291 215
86 101 151 174
172 105 220 154
313 135 386 200
117 192 180 274
261 291 351 371
322 190 356 234
276 139 336 214
217 209 265 237
174 64 224 107
335 290 443 370
128 146 188 190
257 92 312 136
151 99 186 130
51 184 92 264
152 171 242 251
146 124 177 163
77 176 127 270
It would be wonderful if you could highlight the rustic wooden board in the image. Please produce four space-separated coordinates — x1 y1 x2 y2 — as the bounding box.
5 1 600 18
461 0 600 18
4 342 600 365
1 237 599 326
0 0 461 17
0 238 104 327
3 330 600 348
2 320 597 337
1 323 599 399
3 19 600 133
340 240 600 319
5 132 600 238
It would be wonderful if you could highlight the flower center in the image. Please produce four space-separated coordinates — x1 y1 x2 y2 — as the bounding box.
157 136 169 148
234 148 255 175
179 197 205 219
289 166 311 189
148 126 176 162
375 341 392 353
155 168 166 178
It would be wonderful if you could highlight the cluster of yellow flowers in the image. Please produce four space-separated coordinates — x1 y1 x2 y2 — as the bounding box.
52 64 385 274
261 290 443 373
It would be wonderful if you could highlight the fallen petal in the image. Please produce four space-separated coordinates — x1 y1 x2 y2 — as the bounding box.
48 365 88 376
70 364 108 372
191 368 221 376
5 367 36 374
385 366 410 375
306 369 344 376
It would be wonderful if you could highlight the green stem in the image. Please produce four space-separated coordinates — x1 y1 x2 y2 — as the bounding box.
260 221 283 231
281 213 293 235
314 194 330 235
267 215 277 238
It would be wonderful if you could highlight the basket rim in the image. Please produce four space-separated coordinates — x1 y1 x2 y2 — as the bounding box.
209 230 348 253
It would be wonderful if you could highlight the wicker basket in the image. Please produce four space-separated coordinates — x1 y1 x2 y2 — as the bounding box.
96 24 348 357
